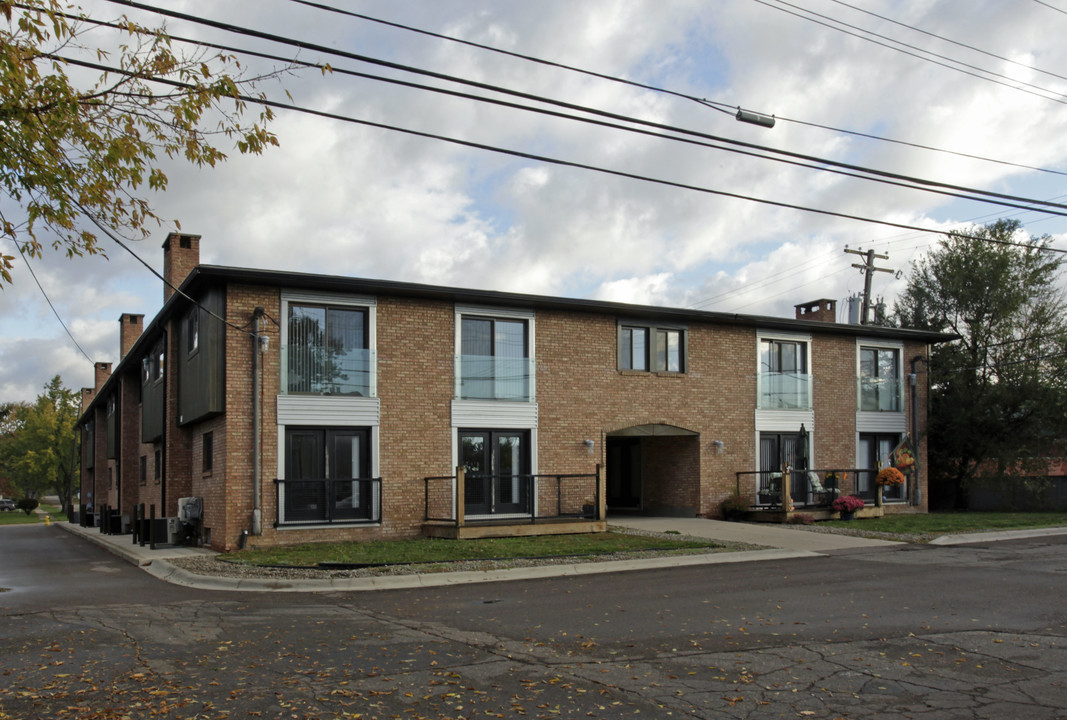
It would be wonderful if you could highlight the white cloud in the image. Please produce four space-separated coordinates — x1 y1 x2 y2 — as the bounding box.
3 0 1067 401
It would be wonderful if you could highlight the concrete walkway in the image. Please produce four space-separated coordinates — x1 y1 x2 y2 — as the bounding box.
609 516 903 552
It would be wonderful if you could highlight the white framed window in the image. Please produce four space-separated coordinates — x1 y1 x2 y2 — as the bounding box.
757 331 812 410
455 305 535 402
858 343 903 412
281 291 377 398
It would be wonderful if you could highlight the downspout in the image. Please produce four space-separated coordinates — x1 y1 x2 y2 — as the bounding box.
910 353 926 507
251 307 264 535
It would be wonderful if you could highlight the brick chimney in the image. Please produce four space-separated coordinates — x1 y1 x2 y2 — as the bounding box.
119 313 144 360
162 232 201 302
795 299 837 323
80 387 95 414
94 362 112 392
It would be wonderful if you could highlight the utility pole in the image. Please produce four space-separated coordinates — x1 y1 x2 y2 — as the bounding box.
845 247 894 324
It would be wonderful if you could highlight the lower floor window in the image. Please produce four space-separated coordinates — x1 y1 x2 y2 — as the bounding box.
459 429 531 516
280 427 379 524
858 433 906 502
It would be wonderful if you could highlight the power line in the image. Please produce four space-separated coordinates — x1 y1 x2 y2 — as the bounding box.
285 0 1067 178
753 0 1067 105
51 51 1067 256
1033 0 1067 16
88 1 1067 216
10 242 95 364
829 0 1067 85
74 206 255 338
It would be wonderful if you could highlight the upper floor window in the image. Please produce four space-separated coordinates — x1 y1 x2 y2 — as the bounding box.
456 312 534 401
287 303 371 396
859 346 901 412
185 308 199 355
759 337 811 409
142 339 165 385
619 323 686 373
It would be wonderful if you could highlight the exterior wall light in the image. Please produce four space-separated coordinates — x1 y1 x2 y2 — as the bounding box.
712 439 725 454
583 439 595 455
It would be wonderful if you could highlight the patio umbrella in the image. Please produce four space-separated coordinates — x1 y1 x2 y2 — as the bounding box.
795 424 809 468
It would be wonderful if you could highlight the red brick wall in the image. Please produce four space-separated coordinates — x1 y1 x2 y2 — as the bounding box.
536 311 756 517
117 371 141 518
811 333 856 472
84 276 936 548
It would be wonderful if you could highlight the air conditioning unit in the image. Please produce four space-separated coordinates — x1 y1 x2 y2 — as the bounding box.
166 517 182 545
177 497 202 523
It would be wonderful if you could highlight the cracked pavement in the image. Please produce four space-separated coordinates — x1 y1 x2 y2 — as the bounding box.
1 526 1065 718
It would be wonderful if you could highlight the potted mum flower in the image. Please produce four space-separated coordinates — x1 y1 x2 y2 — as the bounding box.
831 494 865 520
876 467 906 487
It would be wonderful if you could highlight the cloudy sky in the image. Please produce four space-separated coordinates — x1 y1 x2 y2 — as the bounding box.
3 0 1067 402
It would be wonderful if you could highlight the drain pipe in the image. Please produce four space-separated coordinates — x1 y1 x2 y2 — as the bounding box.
910 354 927 507
252 307 264 535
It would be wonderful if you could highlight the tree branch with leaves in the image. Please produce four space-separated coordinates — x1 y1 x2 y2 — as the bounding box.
894 219 1067 509
0 0 287 284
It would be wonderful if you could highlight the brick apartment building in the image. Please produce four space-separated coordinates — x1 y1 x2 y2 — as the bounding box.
78 233 948 551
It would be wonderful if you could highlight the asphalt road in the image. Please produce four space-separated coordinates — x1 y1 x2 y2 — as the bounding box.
1 524 1065 719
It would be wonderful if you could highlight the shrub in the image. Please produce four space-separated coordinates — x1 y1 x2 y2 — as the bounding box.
16 498 39 516
788 513 814 525
720 492 749 520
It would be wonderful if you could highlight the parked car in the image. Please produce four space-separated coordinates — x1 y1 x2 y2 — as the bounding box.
0 498 16 512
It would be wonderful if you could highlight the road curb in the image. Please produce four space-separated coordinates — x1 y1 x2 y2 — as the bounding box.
147 548 821 593
929 526 1067 545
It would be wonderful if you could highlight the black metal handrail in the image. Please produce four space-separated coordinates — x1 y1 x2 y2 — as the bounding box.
424 472 599 525
274 477 381 526
735 468 892 509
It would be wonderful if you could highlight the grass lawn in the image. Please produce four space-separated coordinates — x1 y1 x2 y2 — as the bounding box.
821 511 1067 535
229 532 722 568
0 502 68 525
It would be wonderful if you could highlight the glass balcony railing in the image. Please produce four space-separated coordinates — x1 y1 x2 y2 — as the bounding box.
858 376 902 412
287 348 376 397
455 355 536 401
758 372 812 410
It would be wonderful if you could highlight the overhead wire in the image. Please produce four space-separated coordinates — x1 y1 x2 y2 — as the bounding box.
9 241 95 364
1032 0 1067 17
49 51 1067 256
75 204 256 338
753 0 1067 105
283 0 1067 178
96 0 1067 217
828 0 1067 85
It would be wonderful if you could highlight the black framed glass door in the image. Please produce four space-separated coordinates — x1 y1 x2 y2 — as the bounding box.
284 427 370 522
759 432 809 504
459 430 529 515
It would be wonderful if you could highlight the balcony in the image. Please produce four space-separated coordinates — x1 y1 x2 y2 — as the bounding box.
758 371 812 410
423 467 605 539
858 376 902 412
275 477 381 525
455 355 536 402
287 348 376 397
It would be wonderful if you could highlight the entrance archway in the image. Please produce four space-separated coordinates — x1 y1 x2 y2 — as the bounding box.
605 424 700 516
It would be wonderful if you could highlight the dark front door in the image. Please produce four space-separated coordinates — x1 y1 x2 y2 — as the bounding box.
759 432 809 504
606 437 642 509
459 430 529 515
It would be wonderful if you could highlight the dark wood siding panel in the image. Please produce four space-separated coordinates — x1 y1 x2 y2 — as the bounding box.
178 287 226 426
